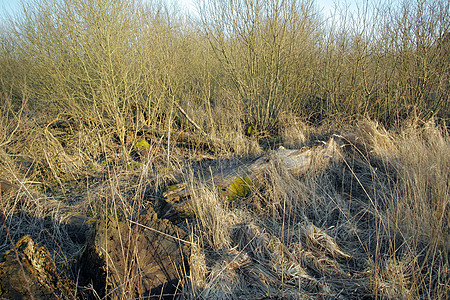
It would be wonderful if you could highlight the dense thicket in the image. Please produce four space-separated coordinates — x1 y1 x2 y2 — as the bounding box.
1 0 448 140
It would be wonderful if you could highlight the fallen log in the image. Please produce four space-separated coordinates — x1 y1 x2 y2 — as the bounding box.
164 137 341 202
78 207 190 299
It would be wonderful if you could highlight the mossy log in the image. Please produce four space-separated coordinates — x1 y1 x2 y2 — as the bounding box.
164 138 341 201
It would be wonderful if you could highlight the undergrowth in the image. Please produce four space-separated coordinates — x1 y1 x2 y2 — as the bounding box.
0 0 448 299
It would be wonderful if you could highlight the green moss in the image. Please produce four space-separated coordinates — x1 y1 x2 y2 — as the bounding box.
226 176 253 201
247 124 258 136
168 183 187 192
136 139 150 150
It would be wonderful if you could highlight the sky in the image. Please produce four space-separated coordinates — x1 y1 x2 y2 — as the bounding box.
1 0 356 19
0 0 20 17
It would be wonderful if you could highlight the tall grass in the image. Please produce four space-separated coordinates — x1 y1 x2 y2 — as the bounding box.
186 118 449 299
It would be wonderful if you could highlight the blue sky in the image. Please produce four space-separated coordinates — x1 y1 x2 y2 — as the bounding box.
1 0 21 17
1 0 393 23
1 0 357 19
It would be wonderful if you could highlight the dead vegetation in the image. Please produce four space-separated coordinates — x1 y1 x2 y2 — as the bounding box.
1 107 447 299
0 0 449 299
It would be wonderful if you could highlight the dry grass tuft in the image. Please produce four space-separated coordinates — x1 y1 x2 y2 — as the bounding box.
279 111 309 148
185 117 449 299
190 179 242 250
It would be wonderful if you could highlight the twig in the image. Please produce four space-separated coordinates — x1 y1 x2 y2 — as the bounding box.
173 101 208 137
128 220 195 246
128 292 185 299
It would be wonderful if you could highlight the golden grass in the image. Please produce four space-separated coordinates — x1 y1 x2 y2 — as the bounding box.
183 117 449 299
0 94 448 298
0 0 449 298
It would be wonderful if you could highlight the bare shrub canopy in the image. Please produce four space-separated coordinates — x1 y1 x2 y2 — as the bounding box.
0 0 448 299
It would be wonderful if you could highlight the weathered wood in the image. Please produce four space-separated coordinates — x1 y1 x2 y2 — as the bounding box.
0 235 75 299
0 179 18 194
79 208 189 299
164 138 340 200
